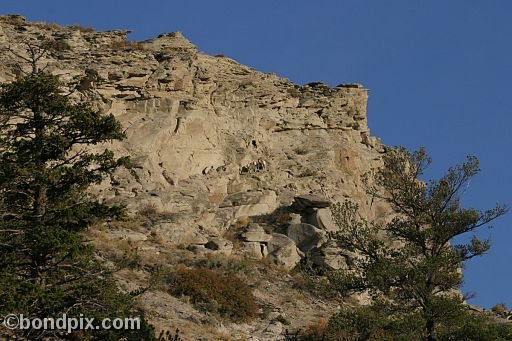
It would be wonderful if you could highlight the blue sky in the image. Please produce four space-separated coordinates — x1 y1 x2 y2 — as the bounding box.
1 1 511 309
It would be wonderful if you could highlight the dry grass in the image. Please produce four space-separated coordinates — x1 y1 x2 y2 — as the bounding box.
139 202 159 218
300 319 329 341
1 15 25 26
234 215 252 229
43 39 71 52
32 22 61 30
110 40 147 52
298 168 319 178
67 24 95 33
222 216 252 250
293 146 310 155
287 87 301 98
192 253 255 280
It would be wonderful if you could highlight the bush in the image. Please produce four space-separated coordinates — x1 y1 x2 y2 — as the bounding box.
438 312 512 340
300 319 329 341
318 306 512 341
491 303 508 315
139 202 159 218
322 307 424 341
293 146 310 155
287 87 301 98
67 24 95 33
110 40 147 51
1 15 26 26
43 39 72 52
324 308 387 341
169 268 258 322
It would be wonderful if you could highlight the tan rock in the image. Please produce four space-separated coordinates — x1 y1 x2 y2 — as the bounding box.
308 207 338 232
242 223 272 242
267 234 301 269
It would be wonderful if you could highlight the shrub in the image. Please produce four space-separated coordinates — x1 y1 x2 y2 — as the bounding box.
43 39 71 52
274 314 291 325
319 306 512 341
67 24 95 33
234 215 252 229
1 15 26 26
117 249 143 270
139 202 159 218
32 22 61 30
322 307 423 341
169 268 258 322
298 168 318 177
438 311 512 340
491 303 508 315
293 146 310 155
194 254 254 276
287 87 301 98
300 319 329 341
110 40 147 51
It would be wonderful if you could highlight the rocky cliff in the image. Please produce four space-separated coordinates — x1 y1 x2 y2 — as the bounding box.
0 15 392 340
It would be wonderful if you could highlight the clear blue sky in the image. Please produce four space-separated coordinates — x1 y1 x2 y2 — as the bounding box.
1 1 511 309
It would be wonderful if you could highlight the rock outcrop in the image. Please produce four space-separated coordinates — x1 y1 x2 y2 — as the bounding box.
0 15 392 340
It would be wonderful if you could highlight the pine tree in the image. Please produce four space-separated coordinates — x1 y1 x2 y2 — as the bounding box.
331 147 507 341
0 70 153 339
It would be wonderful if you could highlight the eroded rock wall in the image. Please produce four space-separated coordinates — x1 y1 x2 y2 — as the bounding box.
0 14 388 245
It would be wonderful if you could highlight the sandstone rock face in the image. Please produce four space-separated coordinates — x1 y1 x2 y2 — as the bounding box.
0 17 386 238
0 15 397 340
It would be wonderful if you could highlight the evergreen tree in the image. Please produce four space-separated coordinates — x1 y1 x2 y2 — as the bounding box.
0 71 153 339
331 147 507 341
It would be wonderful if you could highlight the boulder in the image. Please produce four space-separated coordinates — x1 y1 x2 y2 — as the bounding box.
263 321 283 337
307 207 338 232
242 223 272 242
218 190 278 219
310 246 353 270
293 194 331 210
219 190 276 208
204 237 233 255
287 223 327 253
242 241 265 259
267 234 301 269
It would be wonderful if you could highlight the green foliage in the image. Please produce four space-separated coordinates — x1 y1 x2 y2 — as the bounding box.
0 69 151 339
330 147 508 340
491 303 508 315
323 307 399 341
287 87 301 98
309 305 512 341
168 268 258 322
274 314 291 325
438 312 512 340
